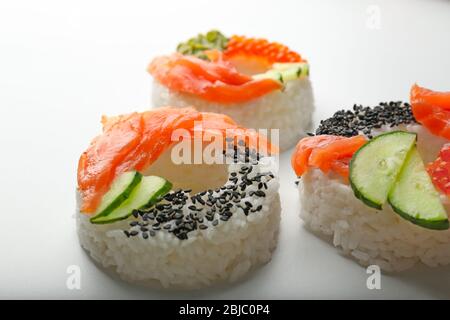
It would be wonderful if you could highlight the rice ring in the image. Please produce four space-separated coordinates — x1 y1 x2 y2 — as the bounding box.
76 109 281 288
296 102 450 272
148 31 315 151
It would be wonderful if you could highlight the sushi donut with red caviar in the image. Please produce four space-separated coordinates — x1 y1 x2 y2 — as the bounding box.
148 30 314 151
76 107 281 288
292 85 450 272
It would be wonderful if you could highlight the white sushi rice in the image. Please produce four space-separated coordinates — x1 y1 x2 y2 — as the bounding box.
152 78 315 151
298 124 450 272
77 151 281 289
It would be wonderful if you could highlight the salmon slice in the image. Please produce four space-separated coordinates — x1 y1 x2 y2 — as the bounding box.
77 107 276 213
427 143 450 195
309 135 367 172
410 84 450 139
197 112 278 155
291 135 367 178
78 107 201 213
148 53 282 104
329 158 352 178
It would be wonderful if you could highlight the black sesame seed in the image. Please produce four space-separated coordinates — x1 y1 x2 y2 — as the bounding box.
174 212 183 219
255 190 266 197
315 101 415 137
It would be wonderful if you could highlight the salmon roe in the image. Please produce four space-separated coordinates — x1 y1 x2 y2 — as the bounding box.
224 35 303 64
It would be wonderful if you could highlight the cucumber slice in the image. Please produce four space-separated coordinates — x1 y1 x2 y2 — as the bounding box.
90 176 172 224
273 62 309 78
90 171 142 218
349 131 417 209
281 67 303 82
252 70 283 84
388 147 449 230
273 62 308 71
252 63 309 84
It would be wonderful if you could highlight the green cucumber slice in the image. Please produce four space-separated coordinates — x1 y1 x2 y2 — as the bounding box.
349 131 416 209
280 67 304 82
273 62 309 78
90 171 142 218
273 62 308 71
90 176 172 224
388 147 449 230
252 63 309 84
252 70 283 84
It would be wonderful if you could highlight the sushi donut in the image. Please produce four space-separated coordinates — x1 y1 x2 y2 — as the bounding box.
148 30 314 151
292 84 450 272
76 107 281 288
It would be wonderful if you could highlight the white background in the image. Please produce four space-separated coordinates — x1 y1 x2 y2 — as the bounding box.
1 0 449 299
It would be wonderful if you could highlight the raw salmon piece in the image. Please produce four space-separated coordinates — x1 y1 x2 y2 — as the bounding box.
291 135 343 176
78 107 202 213
291 135 367 178
77 108 277 213
427 143 450 195
148 53 282 104
309 135 367 172
197 112 278 155
329 158 352 178
411 84 450 139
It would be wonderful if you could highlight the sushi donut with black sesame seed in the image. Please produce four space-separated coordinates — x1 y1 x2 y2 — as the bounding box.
76 107 281 288
292 85 450 272
148 30 315 151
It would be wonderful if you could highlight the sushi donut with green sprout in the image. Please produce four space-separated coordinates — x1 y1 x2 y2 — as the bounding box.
148 30 314 151
76 107 281 288
292 85 450 272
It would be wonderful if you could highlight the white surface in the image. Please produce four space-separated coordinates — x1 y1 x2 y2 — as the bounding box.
1 0 449 299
